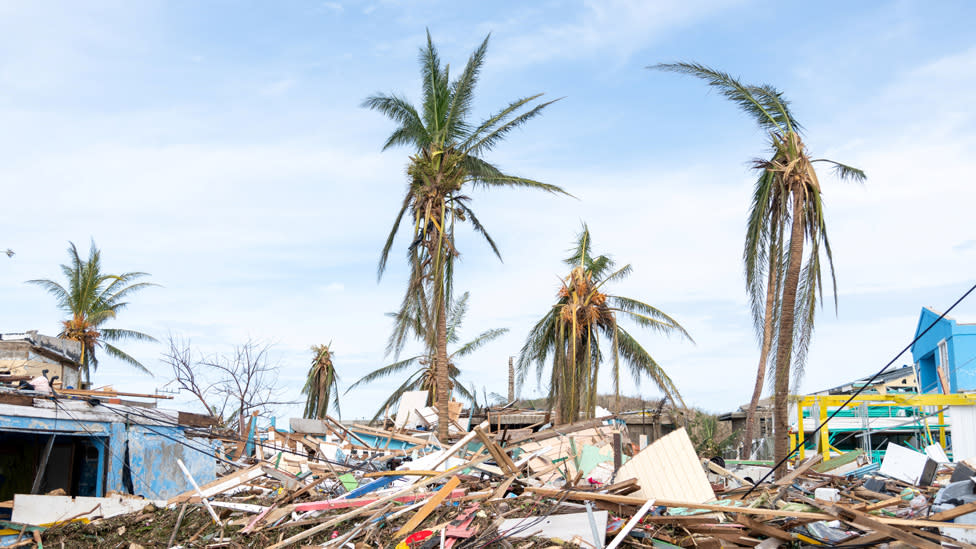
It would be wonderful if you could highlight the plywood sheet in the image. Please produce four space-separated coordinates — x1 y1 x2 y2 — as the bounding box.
615 427 714 503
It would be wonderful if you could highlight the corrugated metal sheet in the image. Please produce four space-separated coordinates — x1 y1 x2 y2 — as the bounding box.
616 427 714 503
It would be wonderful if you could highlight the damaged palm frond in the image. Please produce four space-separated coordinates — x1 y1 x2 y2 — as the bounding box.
517 223 692 423
303 344 341 420
653 61 866 470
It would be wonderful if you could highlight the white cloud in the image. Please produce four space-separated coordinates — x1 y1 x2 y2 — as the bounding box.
485 0 743 68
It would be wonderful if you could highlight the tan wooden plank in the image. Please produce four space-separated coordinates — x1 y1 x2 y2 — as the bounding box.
392 476 462 538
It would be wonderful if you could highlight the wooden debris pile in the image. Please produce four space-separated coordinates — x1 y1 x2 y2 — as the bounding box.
23 415 976 548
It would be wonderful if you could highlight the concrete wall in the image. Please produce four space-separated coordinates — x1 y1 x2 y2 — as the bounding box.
0 412 216 499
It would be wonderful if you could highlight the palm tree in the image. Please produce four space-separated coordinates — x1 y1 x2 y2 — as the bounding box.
652 63 865 467
346 291 508 424
517 225 693 423
27 241 157 383
365 30 568 439
302 344 341 420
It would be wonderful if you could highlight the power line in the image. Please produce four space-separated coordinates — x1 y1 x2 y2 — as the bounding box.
744 280 976 497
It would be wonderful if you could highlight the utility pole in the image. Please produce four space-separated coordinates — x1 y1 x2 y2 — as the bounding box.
508 356 515 402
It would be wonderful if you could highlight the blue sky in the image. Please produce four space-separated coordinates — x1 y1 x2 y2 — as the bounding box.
2 0 975 420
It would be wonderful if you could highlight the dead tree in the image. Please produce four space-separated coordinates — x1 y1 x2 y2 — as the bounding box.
164 335 294 437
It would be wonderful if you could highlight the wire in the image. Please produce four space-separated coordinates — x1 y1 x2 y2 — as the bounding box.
48 397 162 500
744 281 976 497
96 401 397 473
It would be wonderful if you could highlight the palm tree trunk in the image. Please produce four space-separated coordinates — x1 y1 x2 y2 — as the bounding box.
772 192 806 476
742 262 777 456
434 277 451 441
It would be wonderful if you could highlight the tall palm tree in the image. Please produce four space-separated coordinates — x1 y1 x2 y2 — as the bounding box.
302 344 341 420
653 63 865 467
365 30 568 439
27 241 157 383
517 225 692 423
346 291 508 424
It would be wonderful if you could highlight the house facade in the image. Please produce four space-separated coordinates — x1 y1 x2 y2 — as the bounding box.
911 307 976 394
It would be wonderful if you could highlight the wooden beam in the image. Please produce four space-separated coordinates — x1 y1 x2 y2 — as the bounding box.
734 514 795 541
929 499 976 522
524 487 976 529
474 427 516 475
30 435 55 494
826 505 941 549
392 476 462 538
773 454 822 486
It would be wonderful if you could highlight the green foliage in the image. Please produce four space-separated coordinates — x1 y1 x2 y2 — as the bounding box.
517 224 692 422
27 241 157 382
346 291 508 424
687 409 739 458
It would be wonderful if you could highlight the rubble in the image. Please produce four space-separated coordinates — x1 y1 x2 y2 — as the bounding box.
15 407 976 549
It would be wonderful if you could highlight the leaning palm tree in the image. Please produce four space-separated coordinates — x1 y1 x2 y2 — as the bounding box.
365 30 568 439
346 291 508 424
302 344 341 419
517 225 693 423
653 63 865 467
27 241 157 383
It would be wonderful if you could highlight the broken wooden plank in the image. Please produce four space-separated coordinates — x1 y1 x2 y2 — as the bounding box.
266 455 492 549
773 454 823 486
169 464 265 505
293 489 468 512
734 514 796 542
524 487 976 529
826 504 940 549
474 426 516 475
393 476 463 538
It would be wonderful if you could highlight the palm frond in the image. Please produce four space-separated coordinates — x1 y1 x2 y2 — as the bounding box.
346 356 422 393
609 296 693 341
103 343 152 376
613 325 685 408
451 327 509 359
811 158 867 183
651 62 797 133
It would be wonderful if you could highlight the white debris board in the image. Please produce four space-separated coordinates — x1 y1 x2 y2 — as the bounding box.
499 510 607 545
616 427 715 503
880 442 937 486
394 390 430 429
13 494 166 526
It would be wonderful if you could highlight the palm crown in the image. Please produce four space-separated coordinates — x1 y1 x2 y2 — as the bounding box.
28 241 157 383
517 224 692 422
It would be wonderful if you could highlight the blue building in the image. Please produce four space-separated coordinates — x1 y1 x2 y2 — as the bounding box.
912 307 976 394
0 392 217 501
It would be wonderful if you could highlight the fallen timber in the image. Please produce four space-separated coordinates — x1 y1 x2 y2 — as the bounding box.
19 411 976 548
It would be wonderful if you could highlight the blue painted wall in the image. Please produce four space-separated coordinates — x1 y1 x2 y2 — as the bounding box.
912 307 976 393
0 411 217 499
